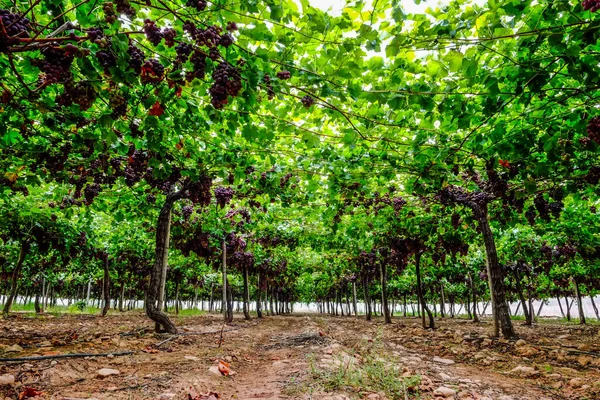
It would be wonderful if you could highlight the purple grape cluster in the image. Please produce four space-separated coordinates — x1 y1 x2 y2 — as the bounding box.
0 10 30 38
186 0 207 11
143 19 163 46
226 21 238 31
56 81 97 110
115 0 136 17
277 70 291 80
141 58 164 83
84 183 101 204
35 45 76 85
189 51 207 80
175 43 193 62
583 0 600 12
301 95 314 108
182 205 194 220
127 44 145 73
97 49 117 68
209 62 242 109
214 186 234 208
219 33 233 47
163 28 176 47
103 2 117 23
196 26 221 48
186 176 212 206
587 116 600 144
263 74 275 100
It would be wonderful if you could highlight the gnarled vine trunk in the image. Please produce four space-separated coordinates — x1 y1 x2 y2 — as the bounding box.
243 264 251 320
379 262 391 323
574 277 586 325
101 256 110 317
471 203 516 339
2 242 30 318
146 192 181 334
415 252 434 329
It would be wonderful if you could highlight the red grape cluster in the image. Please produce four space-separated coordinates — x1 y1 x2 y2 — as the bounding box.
586 165 600 184
0 10 31 51
525 207 536 226
549 201 563 218
186 0 207 11
127 44 145 73
276 70 291 80
301 95 314 108
214 186 234 208
226 21 238 31
533 194 550 221
263 74 275 100
279 173 293 187
587 116 600 144
209 62 242 109
209 47 220 61
181 205 194 220
141 59 164 83
87 27 104 43
143 19 163 46
451 213 460 229
392 197 406 213
97 48 117 68
583 0 600 12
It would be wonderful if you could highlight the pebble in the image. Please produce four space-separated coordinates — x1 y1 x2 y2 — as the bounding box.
433 356 455 365
184 355 200 361
0 374 15 385
433 386 456 397
514 339 527 347
96 368 120 378
5 344 23 353
508 365 539 377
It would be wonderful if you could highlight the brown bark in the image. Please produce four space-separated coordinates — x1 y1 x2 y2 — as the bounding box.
574 277 586 324
379 262 391 323
145 192 181 334
101 257 110 317
415 252 434 329
243 264 251 320
472 203 516 339
2 242 30 318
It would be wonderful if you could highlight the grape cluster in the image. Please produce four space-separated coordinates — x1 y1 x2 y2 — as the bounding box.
186 0 207 11
301 95 314 108
123 150 150 187
163 28 176 47
209 62 242 109
143 19 163 46
549 201 563 218
186 176 212 206
276 70 291 80
209 47 220 61
146 194 156 204
451 213 460 229
183 21 196 36
86 27 104 43
109 91 127 119
279 173 292 187
181 205 194 220
525 206 536 226
127 44 145 73
115 0 136 17
583 0 600 12
219 33 233 48
263 74 275 100
226 21 238 31
587 116 600 144
0 10 31 51
97 49 117 68
591 206 597 214
141 59 164 83
83 183 101 204
35 46 76 85
392 196 406 213
103 2 117 23
533 194 550 221
189 51 207 80
214 186 234 208
196 26 221 48
175 43 193 63
586 165 600 184
56 81 97 110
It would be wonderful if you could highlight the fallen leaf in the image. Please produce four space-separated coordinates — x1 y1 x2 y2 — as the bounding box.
218 360 230 376
18 387 45 399
188 388 220 400
148 101 164 116
142 346 159 354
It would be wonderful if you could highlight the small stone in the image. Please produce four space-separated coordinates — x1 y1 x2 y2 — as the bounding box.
515 339 527 347
38 341 52 347
577 355 592 366
157 393 177 399
5 344 23 353
184 355 200 361
107 354 115 359
0 374 15 385
508 365 539 377
433 356 455 365
433 386 456 397
569 378 584 388
96 368 120 378
439 372 452 381
208 366 222 376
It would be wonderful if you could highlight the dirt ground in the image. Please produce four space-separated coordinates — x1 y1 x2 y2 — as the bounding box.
1 312 599 400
